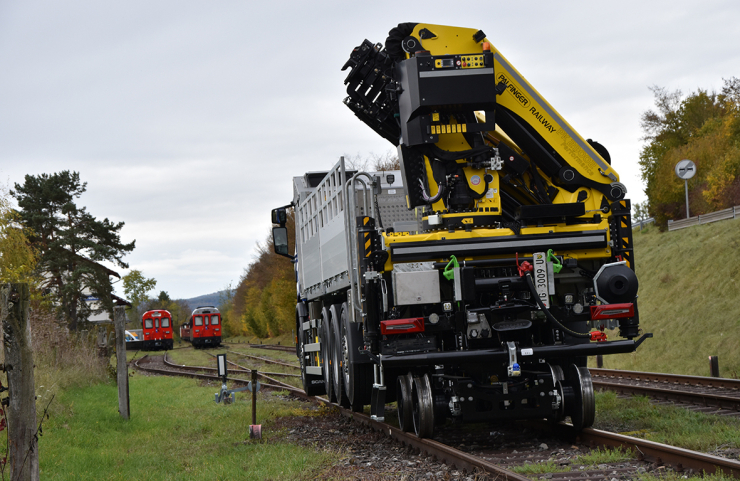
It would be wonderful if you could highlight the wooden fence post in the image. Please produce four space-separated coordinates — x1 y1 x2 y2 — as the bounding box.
114 306 130 419
1 283 39 481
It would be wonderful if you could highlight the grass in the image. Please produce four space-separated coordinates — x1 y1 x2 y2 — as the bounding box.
572 446 632 465
510 461 569 474
593 219 740 378
34 374 338 480
593 391 740 451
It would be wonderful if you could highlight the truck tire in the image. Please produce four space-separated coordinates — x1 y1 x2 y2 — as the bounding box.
331 310 351 408
320 308 336 402
340 303 372 412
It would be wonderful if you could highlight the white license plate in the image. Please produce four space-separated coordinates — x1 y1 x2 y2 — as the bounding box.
533 252 550 308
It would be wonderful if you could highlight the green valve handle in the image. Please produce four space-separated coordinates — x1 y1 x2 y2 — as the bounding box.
547 249 563 274
443 255 459 281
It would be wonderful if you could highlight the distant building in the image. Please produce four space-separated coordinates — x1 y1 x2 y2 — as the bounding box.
41 251 132 325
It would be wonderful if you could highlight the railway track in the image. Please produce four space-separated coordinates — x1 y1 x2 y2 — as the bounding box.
134 353 740 478
591 368 740 415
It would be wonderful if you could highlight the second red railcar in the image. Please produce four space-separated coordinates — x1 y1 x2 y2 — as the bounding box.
179 306 222 348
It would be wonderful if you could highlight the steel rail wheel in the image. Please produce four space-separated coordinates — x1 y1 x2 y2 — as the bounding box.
396 373 414 432
548 364 566 423
411 374 435 438
570 365 595 430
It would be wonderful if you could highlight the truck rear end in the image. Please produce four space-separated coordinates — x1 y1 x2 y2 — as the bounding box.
271 22 650 437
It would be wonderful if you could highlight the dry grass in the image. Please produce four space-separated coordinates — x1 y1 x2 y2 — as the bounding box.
596 219 740 377
27 306 111 416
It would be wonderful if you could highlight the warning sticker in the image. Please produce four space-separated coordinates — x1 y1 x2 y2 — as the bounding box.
470 175 481 186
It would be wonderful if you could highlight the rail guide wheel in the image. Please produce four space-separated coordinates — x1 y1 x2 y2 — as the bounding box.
570 365 595 430
411 373 435 438
396 373 414 432
548 364 566 423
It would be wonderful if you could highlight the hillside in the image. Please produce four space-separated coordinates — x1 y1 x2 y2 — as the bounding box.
599 218 740 377
181 290 233 312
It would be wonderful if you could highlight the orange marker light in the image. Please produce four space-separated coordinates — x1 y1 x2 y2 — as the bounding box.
482 41 491 52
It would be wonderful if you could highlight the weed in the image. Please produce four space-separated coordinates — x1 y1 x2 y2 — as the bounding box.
573 446 632 465
511 460 569 474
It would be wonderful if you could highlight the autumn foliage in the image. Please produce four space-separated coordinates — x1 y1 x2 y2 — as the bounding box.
639 78 740 228
227 210 296 338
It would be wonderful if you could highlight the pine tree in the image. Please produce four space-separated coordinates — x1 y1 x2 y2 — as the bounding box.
12 171 135 330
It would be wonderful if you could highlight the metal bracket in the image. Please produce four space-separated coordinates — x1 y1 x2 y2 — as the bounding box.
507 341 521 377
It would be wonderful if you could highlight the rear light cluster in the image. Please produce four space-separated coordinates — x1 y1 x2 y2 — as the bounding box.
381 317 424 335
590 303 634 320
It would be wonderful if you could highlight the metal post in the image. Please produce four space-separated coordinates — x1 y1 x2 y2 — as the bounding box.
596 355 603 368
114 306 130 419
685 179 690 219
1 283 39 481
709 356 720 378
251 369 257 426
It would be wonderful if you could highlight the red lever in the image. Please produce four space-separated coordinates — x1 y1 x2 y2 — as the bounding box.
590 331 608 342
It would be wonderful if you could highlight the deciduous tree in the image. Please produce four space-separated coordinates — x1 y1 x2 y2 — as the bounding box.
122 269 157 322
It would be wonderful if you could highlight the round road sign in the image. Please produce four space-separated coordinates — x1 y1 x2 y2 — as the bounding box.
675 159 696 180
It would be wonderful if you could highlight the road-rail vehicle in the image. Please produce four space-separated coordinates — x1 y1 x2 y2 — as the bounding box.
271 22 651 438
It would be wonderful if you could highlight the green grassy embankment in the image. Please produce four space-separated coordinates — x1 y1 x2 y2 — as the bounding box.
36 371 335 480
598 218 740 377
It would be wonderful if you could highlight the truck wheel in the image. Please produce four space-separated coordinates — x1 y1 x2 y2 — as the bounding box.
320 308 335 402
569 365 595 430
340 303 372 412
300 319 325 397
331 310 351 408
396 373 414 432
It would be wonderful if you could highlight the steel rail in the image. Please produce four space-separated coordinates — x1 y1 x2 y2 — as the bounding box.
591 367 740 390
593 379 740 411
164 354 299 379
337 408 530 480
201 352 300 379
577 427 740 477
134 354 528 479
134 354 296 391
136 355 740 478
226 349 299 370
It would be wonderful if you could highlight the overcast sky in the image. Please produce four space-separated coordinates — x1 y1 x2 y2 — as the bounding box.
2 1 739 299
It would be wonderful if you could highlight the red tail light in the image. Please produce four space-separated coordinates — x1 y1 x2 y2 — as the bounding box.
590 303 634 320
381 317 425 335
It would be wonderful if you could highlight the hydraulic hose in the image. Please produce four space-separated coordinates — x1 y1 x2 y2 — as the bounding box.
524 273 591 339
418 178 445 204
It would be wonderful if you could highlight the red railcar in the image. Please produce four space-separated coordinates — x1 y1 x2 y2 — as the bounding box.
141 309 174 350
179 306 221 348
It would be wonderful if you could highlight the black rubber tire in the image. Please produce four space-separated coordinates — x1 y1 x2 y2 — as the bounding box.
320 308 335 402
332 311 351 408
396 373 414 432
340 303 372 412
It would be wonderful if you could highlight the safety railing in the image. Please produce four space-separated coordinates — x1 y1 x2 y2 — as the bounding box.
668 206 740 231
